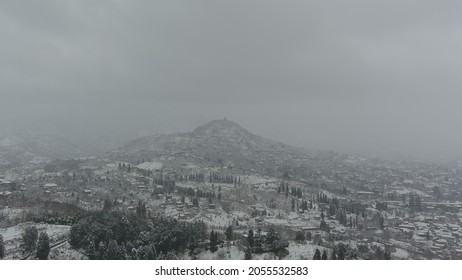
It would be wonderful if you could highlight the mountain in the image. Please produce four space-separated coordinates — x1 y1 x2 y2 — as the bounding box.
0 132 85 166
121 119 306 170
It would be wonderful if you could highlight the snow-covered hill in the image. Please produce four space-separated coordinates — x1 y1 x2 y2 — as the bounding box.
0 132 84 165
120 119 305 170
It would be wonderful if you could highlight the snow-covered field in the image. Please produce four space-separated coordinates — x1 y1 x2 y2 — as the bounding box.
0 222 71 259
392 248 410 259
188 241 331 260
48 242 86 260
137 161 163 170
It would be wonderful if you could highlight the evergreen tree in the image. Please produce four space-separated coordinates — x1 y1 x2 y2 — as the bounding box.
320 220 330 232
103 198 112 211
313 248 321 260
306 231 312 241
409 193 415 211
136 201 146 218
415 195 422 212
378 215 385 230
322 250 328 260
210 230 219 252
0 234 5 259
295 231 305 242
337 246 345 260
105 240 126 260
22 226 38 253
330 249 337 260
36 232 50 260
247 229 254 247
225 226 233 241
266 228 279 245
96 241 106 260
244 247 252 260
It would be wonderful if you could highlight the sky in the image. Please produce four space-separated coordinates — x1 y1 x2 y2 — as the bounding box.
1 0 462 161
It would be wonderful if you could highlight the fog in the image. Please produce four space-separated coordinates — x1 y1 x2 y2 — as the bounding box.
1 0 462 161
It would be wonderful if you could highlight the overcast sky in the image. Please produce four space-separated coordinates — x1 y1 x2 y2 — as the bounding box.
1 0 462 161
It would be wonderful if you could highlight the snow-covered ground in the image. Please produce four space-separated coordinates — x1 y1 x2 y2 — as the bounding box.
48 242 86 260
0 222 70 259
392 248 409 259
187 241 331 260
137 161 163 170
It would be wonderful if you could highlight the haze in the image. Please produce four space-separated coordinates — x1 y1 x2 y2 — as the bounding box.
1 0 462 162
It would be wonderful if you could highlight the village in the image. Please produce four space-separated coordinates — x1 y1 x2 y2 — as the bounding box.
2 145 462 260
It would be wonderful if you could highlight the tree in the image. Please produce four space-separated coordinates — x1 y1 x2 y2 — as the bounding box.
22 226 38 253
225 226 233 241
409 193 415 211
193 197 199 207
313 248 321 260
306 231 312 241
266 228 279 245
244 247 252 260
295 231 305 242
136 201 146 218
337 246 345 260
322 250 328 260
320 220 330 232
414 195 422 212
247 229 254 247
330 249 337 260
0 234 5 259
378 215 385 230
105 240 126 260
210 230 219 252
103 198 112 211
36 232 50 260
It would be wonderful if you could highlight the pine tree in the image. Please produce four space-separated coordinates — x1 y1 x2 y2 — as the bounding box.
244 247 252 260
36 232 50 260
210 230 219 252
330 249 337 260
322 250 328 260
105 240 125 260
313 248 321 260
247 229 254 247
295 231 305 242
266 228 279 245
225 226 233 241
22 226 38 253
337 247 345 260
0 234 5 259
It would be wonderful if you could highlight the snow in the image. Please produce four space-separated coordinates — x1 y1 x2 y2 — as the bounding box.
286 241 330 260
392 248 409 259
48 242 86 260
136 161 163 170
0 222 71 259
190 241 331 260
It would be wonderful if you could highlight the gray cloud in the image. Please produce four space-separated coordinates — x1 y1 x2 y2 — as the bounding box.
1 0 462 161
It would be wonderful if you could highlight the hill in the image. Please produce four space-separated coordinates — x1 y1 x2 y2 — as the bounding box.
121 119 307 171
